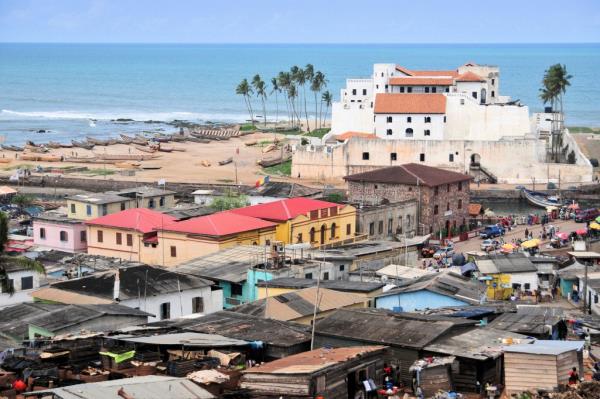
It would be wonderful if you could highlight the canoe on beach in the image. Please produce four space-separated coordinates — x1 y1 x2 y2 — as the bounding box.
157 145 173 152
25 144 49 153
186 137 211 144
245 141 257 146
114 161 141 169
257 153 292 167
95 153 160 161
87 136 118 146
1 144 24 152
218 157 233 166
20 154 62 162
134 144 157 153
135 134 149 143
119 134 134 144
72 140 95 150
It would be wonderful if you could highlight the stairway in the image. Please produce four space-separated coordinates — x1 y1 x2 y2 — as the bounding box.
470 163 498 184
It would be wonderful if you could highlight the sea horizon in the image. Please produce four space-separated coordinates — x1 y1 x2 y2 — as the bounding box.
1 42 599 145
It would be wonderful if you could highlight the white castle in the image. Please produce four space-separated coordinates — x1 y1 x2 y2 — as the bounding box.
292 62 592 185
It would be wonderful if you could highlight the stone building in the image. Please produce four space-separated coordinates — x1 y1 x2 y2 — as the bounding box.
344 163 472 236
354 200 418 240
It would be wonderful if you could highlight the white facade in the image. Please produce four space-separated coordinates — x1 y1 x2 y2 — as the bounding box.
0 269 41 309
123 285 223 322
374 113 445 140
508 271 539 292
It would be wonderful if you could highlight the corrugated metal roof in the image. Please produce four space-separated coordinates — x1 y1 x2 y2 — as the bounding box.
504 340 584 355
242 346 386 375
256 277 384 293
24 375 214 399
109 332 248 347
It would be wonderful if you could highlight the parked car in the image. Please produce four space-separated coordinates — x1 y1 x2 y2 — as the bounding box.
481 239 500 252
433 245 455 259
574 208 600 223
479 225 505 239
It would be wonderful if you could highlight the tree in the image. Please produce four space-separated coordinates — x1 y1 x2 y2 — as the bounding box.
252 74 268 127
288 84 301 126
209 192 249 211
11 194 33 212
236 79 254 124
303 64 314 131
292 66 308 131
321 91 333 127
0 212 44 295
540 64 572 162
277 72 293 127
270 77 280 124
311 71 326 130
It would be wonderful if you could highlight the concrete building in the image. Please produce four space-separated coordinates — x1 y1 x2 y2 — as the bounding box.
229 197 358 248
354 200 418 240
32 264 222 322
0 263 43 309
345 163 472 236
66 187 175 221
292 62 593 185
33 212 87 253
475 254 540 300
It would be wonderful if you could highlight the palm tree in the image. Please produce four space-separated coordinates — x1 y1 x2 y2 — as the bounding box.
277 72 293 127
0 212 44 295
252 74 268 127
540 64 572 162
321 91 333 128
271 77 280 125
311 71 326 130
303 64 315 131
236 79 254 125
288 84 300 126
292 66 308 131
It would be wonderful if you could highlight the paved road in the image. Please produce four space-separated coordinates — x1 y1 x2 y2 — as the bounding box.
452 218 585 254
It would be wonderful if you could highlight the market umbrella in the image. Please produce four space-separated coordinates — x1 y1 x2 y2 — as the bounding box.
595 216 600 223
521 239 541 249
568 203 580 210
590 222 600 231
501 243 516 252
576 228 587 235
555 232 569 240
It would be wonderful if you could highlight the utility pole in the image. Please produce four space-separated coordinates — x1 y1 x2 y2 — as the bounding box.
310 258 323 350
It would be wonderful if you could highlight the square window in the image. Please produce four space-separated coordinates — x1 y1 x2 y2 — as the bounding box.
231 283 243 296
400 87 405 93
323 272 329 280
339 264 345 272
407 116 412 123
386 116 392 123
362 89 367 95
425 87 430 93
305 273 313 279
390 153 397 161
386 129 392 136
59 231 68 242
432 87 437 93
97 230 103 243
21 276 33 290
160 302 170 320
170 246 177 257
126 234 133 246
116 233 122 245
70 204 76 214
192 297 204 313
346 224 352 235
362 152 369 160
80 231 87 243
86 205 92 216
407 87 412 93
424 130 431 136
420 153 425 162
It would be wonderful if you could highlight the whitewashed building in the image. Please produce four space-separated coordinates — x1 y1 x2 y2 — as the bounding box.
0 264 43 309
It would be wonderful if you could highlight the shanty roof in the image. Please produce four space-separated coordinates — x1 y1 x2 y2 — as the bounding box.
455 71 485 82
374 93 446 114
231 287 367 321
85 208 176 234
476 254 537 274
34 212 84 224
66 192 129 205
161 211 276 237
245 181 323 199
557 261 600 280
229 197 343 222
487 309 563 335
389 77 454 86
0 303 151 341
504 340 584 356
49 264 213 301
24 375 214 399
109 331 248 347
376 264 433 280
344 163 472 187
335 131 378 141
567 251 600 259
255 277 384 293
425 327 532 360
114 186 175 198
315 308 473 349
377 270 483 305
242 346 386 375
0 186 17 195
32 287 114 304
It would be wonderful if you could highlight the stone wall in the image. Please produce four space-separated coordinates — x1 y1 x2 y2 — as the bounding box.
292 137 593 185
355 200 418 239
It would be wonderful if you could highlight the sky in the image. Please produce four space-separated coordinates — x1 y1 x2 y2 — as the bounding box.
0 0 599 43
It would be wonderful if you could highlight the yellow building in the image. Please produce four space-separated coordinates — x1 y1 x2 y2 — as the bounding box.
152 212 277 267
229 197 357 248
67 187 175 220
85 208 176 262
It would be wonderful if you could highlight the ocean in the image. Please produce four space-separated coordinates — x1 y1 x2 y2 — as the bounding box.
1 43 599 145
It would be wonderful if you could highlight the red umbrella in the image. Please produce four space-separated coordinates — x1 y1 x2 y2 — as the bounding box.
576 228 587 235
555 232 569 240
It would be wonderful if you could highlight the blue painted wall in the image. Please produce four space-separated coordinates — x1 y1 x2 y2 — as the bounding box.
217 269 277 309
375 290 469 312
560 278 578 300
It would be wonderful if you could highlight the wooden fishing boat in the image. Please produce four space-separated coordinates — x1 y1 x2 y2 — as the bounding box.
169 146 186 152
135 134 149 144
257 154 291 167
86 136 113 146
96 153 159 161
218 157 233 166
46 141 62 149
72 140 94 150
1 144 23 152
141 165 162 170
186 137 211 144
134 144 156 153
20 154 61 162
153 134 171 143
169 135 187 142
245 140 257 146
63 156 99 163
114 161 141 169
157 145 173 152
60 142 74 148
26 140 40 147
25 145 49 153
262 144 277 153
520 188 563 208
119 134 134 144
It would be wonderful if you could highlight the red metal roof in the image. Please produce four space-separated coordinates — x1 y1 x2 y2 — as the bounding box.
395 65 459 78
335 131 377 141
389 77 454 86
229 197 341 222
374 93 446 114
455 71 485 82
85 208 176 234
161 211 276 237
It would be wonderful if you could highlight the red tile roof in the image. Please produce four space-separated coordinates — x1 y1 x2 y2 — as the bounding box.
335 131 377 141
395 65 459 78
161 211 276 237
389 77 454 86
455 71 485 82
85 208 176 233
374 93 446 114
229 197 342 222
344 163 473 187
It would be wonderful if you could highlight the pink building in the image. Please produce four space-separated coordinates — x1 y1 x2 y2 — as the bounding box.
33 212 87 253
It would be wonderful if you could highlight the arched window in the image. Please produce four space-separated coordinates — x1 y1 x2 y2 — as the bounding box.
309 227 316 243
330 223 337 239
59 231 68 242
405 128 413 138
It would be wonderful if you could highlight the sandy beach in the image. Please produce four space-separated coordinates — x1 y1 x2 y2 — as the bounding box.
0 132 290 186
